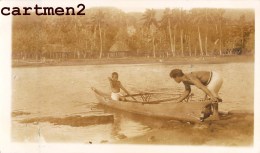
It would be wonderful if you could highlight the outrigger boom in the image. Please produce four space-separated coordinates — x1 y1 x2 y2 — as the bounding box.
91 87 220 122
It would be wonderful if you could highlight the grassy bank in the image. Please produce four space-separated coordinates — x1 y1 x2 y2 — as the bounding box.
12 55 254 67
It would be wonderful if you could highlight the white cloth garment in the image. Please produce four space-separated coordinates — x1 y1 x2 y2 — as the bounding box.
207 71 223 98
111 92 123 101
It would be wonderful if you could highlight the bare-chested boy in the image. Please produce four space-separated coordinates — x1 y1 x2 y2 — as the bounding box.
169 69 223 103
108 72 136 101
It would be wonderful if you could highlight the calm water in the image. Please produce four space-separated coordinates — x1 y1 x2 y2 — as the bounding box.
12 63 254 143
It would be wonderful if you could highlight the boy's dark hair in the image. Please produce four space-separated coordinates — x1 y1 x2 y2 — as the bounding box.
169 69 184 78
112 72 118 76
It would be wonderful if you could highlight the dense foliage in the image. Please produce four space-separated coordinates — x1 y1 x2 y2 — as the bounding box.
12 8 255 60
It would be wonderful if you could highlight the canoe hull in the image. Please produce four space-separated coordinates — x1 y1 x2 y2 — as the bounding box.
92 88 213 122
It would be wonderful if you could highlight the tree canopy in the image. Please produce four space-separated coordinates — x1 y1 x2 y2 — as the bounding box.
12 7 255 59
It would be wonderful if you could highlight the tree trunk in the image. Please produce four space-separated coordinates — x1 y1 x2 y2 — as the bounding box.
98 22 103 59
168 18 174 57
93 25 97 52
173 26 176 57
189 36 192 56
159 36 162 56
152 36 156 58
103 30 106 51
84 41 88 59
241 24 244 52
195 46 197 56
198 26 203 56
181 29 184 56
219 39 222 55
74 51 76 59
77 51 80 59
205 21 208 56
49 51 51 59
205 35 208 56
141 28 144 40
205 9 208 56
219 23 223 55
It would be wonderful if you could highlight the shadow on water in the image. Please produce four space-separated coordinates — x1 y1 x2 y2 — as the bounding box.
19 114 114 127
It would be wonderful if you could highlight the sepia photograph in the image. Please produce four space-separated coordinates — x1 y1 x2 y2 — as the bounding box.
1 0 260 153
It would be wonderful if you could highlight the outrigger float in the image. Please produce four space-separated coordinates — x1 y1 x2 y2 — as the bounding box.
91 87 220 122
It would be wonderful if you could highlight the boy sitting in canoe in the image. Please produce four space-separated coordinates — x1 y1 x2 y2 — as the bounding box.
108 72 136 101
169 69 223 103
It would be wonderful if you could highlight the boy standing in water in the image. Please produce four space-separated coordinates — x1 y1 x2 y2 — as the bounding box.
169 69 223 103
108 72 136 101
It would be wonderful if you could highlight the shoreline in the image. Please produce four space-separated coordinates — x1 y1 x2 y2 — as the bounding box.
11 109 254 144
114 112 254 146
12 55 254 68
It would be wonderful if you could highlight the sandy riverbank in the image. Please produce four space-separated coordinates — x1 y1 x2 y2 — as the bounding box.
115 112 253 146
12 55 254 67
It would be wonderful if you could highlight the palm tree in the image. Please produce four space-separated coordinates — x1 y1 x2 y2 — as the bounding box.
191 9 203 55
161 8 175 56
178 9 185 56
91 10 105 58
192 9 212 55
142 9 158 58
198 9 215 56
183 12 193 56
211 9 226 55
172 8 188 56
178 9 192 56
203 8 214 56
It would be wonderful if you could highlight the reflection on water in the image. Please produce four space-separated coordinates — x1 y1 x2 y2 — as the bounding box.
12 63 254 143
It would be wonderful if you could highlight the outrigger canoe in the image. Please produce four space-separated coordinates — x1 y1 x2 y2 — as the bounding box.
91 88 217 122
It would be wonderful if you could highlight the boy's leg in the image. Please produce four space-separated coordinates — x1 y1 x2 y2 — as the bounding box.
118 93 126 101
207 72 223 99
207 72 223 120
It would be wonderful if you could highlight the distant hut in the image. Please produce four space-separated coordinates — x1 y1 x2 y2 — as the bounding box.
108 41 131 58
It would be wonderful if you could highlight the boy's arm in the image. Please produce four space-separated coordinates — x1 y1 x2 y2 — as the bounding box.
189 76 217 101
177 83 191 103
108 77 113 87
119 82 130 95
120 82 137 101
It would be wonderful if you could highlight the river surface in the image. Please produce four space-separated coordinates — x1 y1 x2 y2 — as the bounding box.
11 62 254 144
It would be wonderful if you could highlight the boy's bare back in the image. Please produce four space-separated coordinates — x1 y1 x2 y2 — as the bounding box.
185 71 211 86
